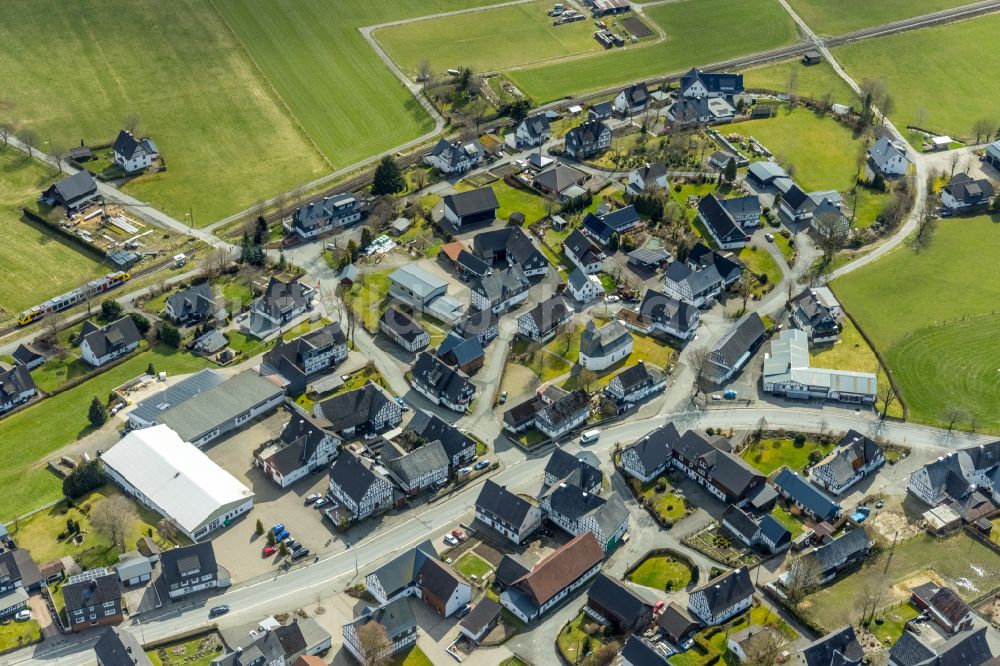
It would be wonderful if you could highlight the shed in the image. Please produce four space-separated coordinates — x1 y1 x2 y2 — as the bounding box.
390 217 412 235
802 51 822 65
116 552 152 587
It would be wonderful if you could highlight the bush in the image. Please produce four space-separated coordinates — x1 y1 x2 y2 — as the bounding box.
793 433 807 446
130 312 151 334
88 396 108 428
62 459 106 499
159 322 181 348
706 427 715 436
100 299 123 322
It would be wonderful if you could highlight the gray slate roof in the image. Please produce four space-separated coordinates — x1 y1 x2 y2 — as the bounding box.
443 186 499 218
476 479 536 526
800 625 864 666
690 567 753 616
579 320 631 358
81 316 141 359
638 288 697 333
94 627 153 666
383 440 449 487
774 468 841 521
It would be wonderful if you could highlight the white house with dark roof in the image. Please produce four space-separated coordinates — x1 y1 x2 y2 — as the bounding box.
515 114 551 148
719 195 761 229
365 540 471 617
680 68 744 99
604 361 666 407
790 287 841 344
452 307 498 346
261 322 347 394
0 363 37 415
79 316 142 367
424 138 484 174
290 194 365 238
113 129 159 173
688 567 754 625
328 451 395 520
160 542 226 600
379 307 430 352
472 225 549 277
382 440 449 496
406 408 477 469
94 626 154 666
532 162 588 201
662 248 741 308
165 283 216 326
619 422 679 482
709 312 766 384
543 448 602 493
535 388 591 439
865 136 910 179
313 382 401 438
564 120 612 160
614 83 649 116
567 266 604 303
563 228 605 274
471 265 529 313
254 413 341 488
578 320 632 371
697 195 750 249
343 597 417 665
627 162 668 193
809 430 885 495
41 170 100 211
540 484 629 552
475 479 542 544
518 294 572 342
250 277 314 329
941 173 995 212
627 288 699 340
409 351 476 412
798 626 864 666
12 343 45 370
442 186 499 228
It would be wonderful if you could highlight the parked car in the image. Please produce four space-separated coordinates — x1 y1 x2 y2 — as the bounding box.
765 233 774 242
456 604 472 619
723 389 738 399
652 600 665 614
209 605 230 618
14 609 31 622
262 546 277 557
273 528 289 541
474 459 490 471
451 529 467 542
292 548 311 560
283 538 298 551
394 396 410 411
443 534 459 546
499 391 508 404
606 295 620 303
363 432 378 441
711 394 722 401
271 523 285 534
305 493 322 505
313 498 328 509
458 467 471 476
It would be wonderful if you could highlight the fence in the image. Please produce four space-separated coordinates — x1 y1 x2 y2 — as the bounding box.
21 207 109 263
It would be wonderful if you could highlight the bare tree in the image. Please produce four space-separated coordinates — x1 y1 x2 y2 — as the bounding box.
469 96 489 134
416 60 433 85
857 579 885 625
39 310 66 351
877 93 895 129
943 404 969 432
578 369 598 393
786 66 799 107
911 200 937 251
50 143 67 173
556 322 575 355
875 371 898 420
689 348 711 397
784 553 822 604
0 122 14 146
275 193 286 224
254 199 266 222
122 113 140 134
737 269 758 315
743 630 786 666
814 211 848 264
857 78 887 129
971 118 997 144
337 282 357 343
18 129 39 157
412 168 428 191
355 622 392 666
203 246 234 280
90 495 138 552
915 107 928 129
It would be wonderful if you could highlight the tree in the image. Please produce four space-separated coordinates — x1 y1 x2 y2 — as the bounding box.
100 299 123 322
578 369 598 393
972 118 997 144
814 211 848 264
88 396 108 428
371 155 405 196
360 226 373 249
122 113 140 134
355 622 392 666
266 530 276 546
279 541 288 557
470 96 489 133
203 246 234 280
784 553 822 604
18 129 39 157
500 96 532 122
63 459 106 499
737 270 758 315
91 495 138 552
0 123 13 146
159 321 181 348
943 404 969 432
723 157 737 183
742 630 786 666
338 282 357 343
556 322 575 355
607 232 620 252
857 579 885 626
581 642 620 666
689 348 711 397
147 362 156 376
50 143 67 173
911 201 937 251
255 519 264 536
416 60 433 84
130 312 151 335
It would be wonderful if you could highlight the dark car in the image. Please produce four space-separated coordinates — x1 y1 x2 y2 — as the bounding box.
456 604 472 619
291 547 311 560
209 605 230 618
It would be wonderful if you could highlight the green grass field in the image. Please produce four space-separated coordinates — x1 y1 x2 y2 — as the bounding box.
770 505 805 538
833 13 1000 139
459 180 552 223
786 0 974 36
0 0 327 224
0 619 41 653
0 346 210 521
377 0 603 77
741 438 835 475
147 633 224 666
0 148 107 319
743 59 856 104
628 553 693 591
509 0 798 103
455 552 493 579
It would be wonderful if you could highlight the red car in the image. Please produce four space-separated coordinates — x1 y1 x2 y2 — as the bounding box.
451 529 467 542
653 600 665 614
262 546 277 557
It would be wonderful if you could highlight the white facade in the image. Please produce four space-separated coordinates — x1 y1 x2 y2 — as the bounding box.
329 473 393 520
568 274 604 302
255 434 340 488
579 336 632 371
474 505 541 545
627 168 668 193
688 588 752 626
80 337 139 368
563 245 603 275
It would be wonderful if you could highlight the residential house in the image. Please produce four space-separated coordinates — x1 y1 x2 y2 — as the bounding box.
0 363 37 414
365 540 471 617
161 543 225 600
342 597 417 666
543 448 602 493
494 555 532 589
500 532 604 623
388 265 448 310
697 195 750 249
94 626 154 666
250 278 314 328
619 635 670 666
165 283 216 326
0 550 32 619
662 246 742 307
866 136 910 179
254 414 341 488
657 602 700 646
614 83 649 116
583 205 641 245
290 194 365 238
436 332 485 374
578 320 633 371
628 288 700 340
567 266 605 302
379 308 430 352
79 316 142 367
406 409 477 469
515 114 551 148
792 528 872 585
708 312 766 384
475 479 542 545
313 383 401 438
272 619 332 662
888 627 995 666
790 287 841 344
728 626 784 664
564 120 612 160
774 468 842 522
112 129 158 173
563 229 605 274
532 162 588 201
687 568 754 626
328 451 395 520
619 422 680 482
719 195 761 229
42 170 100 211
626 246 670 269
721 505 761 548
12 343 46 370
758 515 792 553
261 323 347 394
917 586 976 634
64 570 124 631
797 625 864 666
452 308 499 346
535 388 591 439
472 226 549 277
541 484 630 552
665 98 714 126
518 294 572 342
458 598 502 644
680 68 744 99
424 137 484 174
382 440 449 496
809 430 885 495
709 150 736 171
503 396 546 434
604 361 667 407
586 573 653 634
471 265 530 313
762 329 877 404
627 162 668 193
907 442 1000 508
941 173 995 212
409 351 476 412
442 187 499 229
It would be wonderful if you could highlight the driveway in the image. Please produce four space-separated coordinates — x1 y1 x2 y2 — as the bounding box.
28 594 60 639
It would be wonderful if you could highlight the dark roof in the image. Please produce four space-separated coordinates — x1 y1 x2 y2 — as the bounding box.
407 408 475 463
533 163 587 193
64 572 122 612
658 602 700 643
12 343 45 366
81 316 142 359
620 82 649 107
688 243 742 282
494 555 532 588
800 625 864 666
418 556 466 601
587 573 652 626
443 187 499 218
429 138 484 170
472 265 528 304
437 333 484 368
681 67 744 95
166 284 215 320
933 627 995 665
264 414 337 474
774 468 841 521
476 479 536 526
782 183 812 212
719 195 761 220
579 320 631 359
459 597 501 634
721 505 760 542
889 629 937 666
638 289 697 333
670 430 763 499
513 532 603 607
564 229 603 265
543 482 608 522
113 130 148 160
618 635 667 664
690 567 753 616
456 249 491 276
945 174 995 205
161 543 217 588
380 307 428 345
536 388 590 430
410 351 475 404
293 193 361 228
94 626 153 666
368 540 436 599
384 440 449 487
582 212 614 245
929 586 973 626
519 114 551 139
664 259 722 296
522 294 571 335
758 515 791 548
601 205 639 231
624 422 680 473
329 451 391 504
565 120 611 152
0 363 36 403
609 361 665 396
349 597 416 640
545 448 602 489
50 170 98 203
807 528 870 574
453 308 498 341
315 383 394 433
698 195 744 244
503 396 544 429
711 312 765 368
264 323 345 377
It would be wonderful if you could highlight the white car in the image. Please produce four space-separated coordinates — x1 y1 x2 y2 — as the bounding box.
606 295 620 303
764 233 775 242
443 534 459 546
15 609 31 622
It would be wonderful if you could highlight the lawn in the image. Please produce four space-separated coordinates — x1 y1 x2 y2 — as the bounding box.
725 108 865 192
558 611 616 665
227 317 330 356
770 505 805 539
742 59 856 105
773 233 794 261
671 606 795 666
351 270 392 332
741 436 835 474
7 485 180 570
458 180 551 223
634 477 688 524
628 553 693 591
801 532 1000 632
832 217 1000 430
565 332 675 391
376 0 603 77
0 147 107 322
216 275 255 311
147 632 225 666
391 645 434 666
739 245 782 287
786 0 974 36
0 1 326 224
514 322 584 382
0 619 41 652
833 13 1000 139
0 345 210 521
455 552 493 580
509 0 798 103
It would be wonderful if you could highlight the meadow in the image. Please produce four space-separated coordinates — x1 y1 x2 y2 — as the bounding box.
508 0 798 103
0 0 327 224
0 147 106 320
786 0 975 36
833 13 1000 139
742 59 856 105
832 217 1000 431
376 0 603 76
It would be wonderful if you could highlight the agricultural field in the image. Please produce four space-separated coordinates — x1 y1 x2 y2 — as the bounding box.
0 147 107 322
833 13 1000 139
832 217 1000 431
376 0 603 76
0 0 327 224
509 0 798 103
786 0 974 36
742 59 856 105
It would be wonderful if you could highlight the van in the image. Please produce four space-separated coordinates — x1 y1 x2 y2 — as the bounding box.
580 429 600 444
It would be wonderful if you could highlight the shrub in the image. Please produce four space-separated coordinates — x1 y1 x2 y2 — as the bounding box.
706 427 715 436
62 459 106 499
793 433 807 446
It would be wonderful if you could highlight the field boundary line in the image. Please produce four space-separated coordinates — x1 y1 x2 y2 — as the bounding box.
835 302 908 419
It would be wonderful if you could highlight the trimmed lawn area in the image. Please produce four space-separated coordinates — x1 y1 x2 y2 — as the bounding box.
351 270 392 333
564 332 675 391
335 366 388 395
628 554 693 591
455 552 493 580
741 436 835 474
739 245 781 287
0 620 41 653
514 322 584 382
774 233 794 261
391 645 434 666
227 317 330 357
725 109 864 192
0 345 210 521
633 477 688 524
510 0 797 103
787 0 973 36
833 13 1000 139
7 485 181 570
0 1 326 224
558 611 616 665
0 147 106 323
832 217 1000 430
499 659 530 666
770 505 806 539
801 532 1000 632
874 602 921 647
458 180 551 223
376 0 603 76
215 274 255 310
147 632 225 666
742 59 856 104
